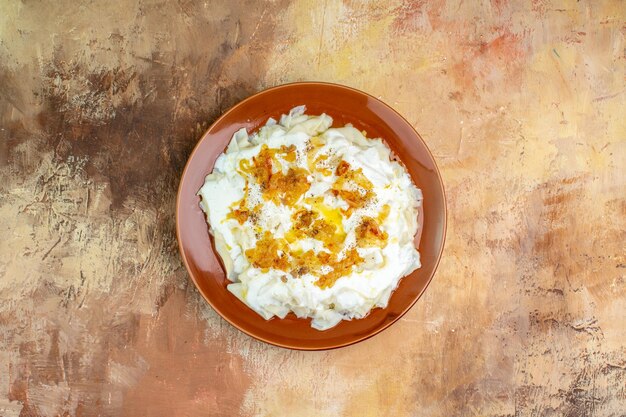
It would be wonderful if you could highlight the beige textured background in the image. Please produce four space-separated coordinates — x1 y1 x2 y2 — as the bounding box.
1 1 625 416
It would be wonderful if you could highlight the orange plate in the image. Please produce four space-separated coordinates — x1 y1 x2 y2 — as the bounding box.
176 82 446 350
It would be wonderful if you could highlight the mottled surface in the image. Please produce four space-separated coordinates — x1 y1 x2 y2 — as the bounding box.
0 0 624 416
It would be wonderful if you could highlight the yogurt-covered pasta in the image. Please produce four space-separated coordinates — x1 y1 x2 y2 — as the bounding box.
198 106 422 330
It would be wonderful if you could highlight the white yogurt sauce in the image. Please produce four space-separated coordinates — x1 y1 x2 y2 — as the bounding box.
198 106 422 330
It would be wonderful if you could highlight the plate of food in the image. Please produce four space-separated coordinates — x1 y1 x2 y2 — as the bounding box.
176 82 446 350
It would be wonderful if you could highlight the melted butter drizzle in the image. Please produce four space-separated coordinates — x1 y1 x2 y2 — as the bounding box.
228 139 390 289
